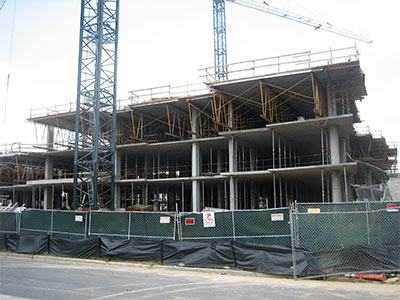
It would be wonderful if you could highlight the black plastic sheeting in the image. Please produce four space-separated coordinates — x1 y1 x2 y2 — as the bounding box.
232 241 307 276
3 234 400 277
304 245 400 276
162 241 236 269
101 238 161 262
50 236 100 259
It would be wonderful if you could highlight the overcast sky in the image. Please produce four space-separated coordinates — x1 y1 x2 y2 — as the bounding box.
0 0 399 148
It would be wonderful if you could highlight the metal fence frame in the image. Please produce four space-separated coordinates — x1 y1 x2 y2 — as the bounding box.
2 202 399 280
291 201 400 279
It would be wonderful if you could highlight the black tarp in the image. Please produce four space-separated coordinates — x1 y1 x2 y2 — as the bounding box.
101 238 162 262
50 236 100 259
304 244 400 276
162 241 235 269
4 234 48 254
0 233 7 250
4 233 19 252
16 234 48 254
3 234 400 277
232 241 306 276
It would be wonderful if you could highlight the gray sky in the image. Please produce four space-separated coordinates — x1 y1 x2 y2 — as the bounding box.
0 0 399 148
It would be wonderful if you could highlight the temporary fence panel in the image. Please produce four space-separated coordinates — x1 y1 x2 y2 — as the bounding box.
0 212 19 250
88 211 130 239
129 212 176 240
20 209 51 235
51 210 88 239
179 211 234 242
292 202 400 279
179 209 291 246
233 208 291 246
88 211 176 240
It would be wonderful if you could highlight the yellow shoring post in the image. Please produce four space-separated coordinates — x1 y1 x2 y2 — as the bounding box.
212 90 217 131
166 104 172 134
265 74 313 104
15 156 20 183
259 80 266 118
188 102 193 133
130 109 137 140
191 102 231 131
311 73 321 117
177 113 183 139
136 115 141 140
21 158 28 182
172 111 177 135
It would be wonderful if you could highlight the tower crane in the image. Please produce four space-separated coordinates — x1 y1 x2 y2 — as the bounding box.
213 0 372 81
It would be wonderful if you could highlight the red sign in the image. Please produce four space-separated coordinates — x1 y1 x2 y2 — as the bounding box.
387 204 399 212
185 218 195 225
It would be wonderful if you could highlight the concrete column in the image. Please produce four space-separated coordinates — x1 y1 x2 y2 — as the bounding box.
191 109 201 212
217 150 223 174
228 136 237 210
249 148 256 171
114 149 121 209
217 183 223 208
43 157 53 209
329 125 343 202
46 125 54 150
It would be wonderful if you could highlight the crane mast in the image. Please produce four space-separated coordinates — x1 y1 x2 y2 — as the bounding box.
73 0 119 210
214 0 372 80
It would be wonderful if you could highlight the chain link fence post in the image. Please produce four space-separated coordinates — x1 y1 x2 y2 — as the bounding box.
289 203 297 280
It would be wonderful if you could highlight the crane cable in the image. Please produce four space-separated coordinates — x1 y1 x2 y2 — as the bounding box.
3 0 16 123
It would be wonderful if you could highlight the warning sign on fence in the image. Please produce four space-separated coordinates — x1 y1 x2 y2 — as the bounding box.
160 216 171 224
271 213 284 221
203 211 216 228
386 204 399 212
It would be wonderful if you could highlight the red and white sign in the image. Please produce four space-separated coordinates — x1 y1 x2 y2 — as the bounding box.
271 213 284 221
160 216 171 224
203 211 216 228
185 217 195 225
386 204 399 212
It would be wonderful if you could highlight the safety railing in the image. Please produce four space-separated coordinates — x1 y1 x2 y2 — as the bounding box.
199 45 360 83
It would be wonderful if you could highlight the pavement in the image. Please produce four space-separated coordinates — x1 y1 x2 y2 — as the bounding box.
1 252 400 300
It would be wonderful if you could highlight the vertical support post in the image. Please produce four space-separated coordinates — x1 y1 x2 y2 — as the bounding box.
272 129 275 169
191 109 201 212
44 157 53 210
114 149 121 209
343 167 349 202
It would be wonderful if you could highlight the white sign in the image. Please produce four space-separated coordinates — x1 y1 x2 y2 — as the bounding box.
271 213 284 221
160 216 171 224
203 211 216 228
75 215 83 222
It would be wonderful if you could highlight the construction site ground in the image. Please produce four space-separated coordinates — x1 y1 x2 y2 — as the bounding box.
0 253 399 300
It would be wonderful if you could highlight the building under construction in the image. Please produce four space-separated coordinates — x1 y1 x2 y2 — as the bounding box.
0 46 397 211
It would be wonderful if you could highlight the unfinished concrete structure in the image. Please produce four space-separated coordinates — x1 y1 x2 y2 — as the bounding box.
0 46 397 211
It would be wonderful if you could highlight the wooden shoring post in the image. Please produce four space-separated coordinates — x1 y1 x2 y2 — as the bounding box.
265 74 313 104
130 109 137 140
212 89 218 131
259 80 266 118
176 112 183 139
188 102 193 132
166 104 172 134
136 114 141 140
21 158 28 182
15 156 20 183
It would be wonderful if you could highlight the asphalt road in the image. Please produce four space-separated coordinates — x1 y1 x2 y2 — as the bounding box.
0 254 399 300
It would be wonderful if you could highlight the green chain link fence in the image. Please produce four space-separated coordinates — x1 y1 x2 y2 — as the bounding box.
178 208 291 246
0 212 19 249
292 202 400 278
